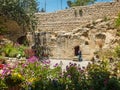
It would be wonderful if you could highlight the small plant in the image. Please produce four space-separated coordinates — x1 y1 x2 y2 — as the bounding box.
0 78 7 89
115 13 120 28
105 77 120 90
74 10 77 17
0 43 28 58
79 9 83 16
103 16 109 21
88 61 110 90
114 45 120 58
5 73 24 87
92 20 96 25
116 30 120 36
0 51 120 90
0 26 8 35
1 44 18 57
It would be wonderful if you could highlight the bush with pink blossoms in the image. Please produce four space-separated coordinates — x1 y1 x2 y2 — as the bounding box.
0 57 120 90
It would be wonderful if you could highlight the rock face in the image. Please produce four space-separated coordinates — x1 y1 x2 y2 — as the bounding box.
35 1 120 60
0 16 27 42
36 18 119 60
36 2 120 32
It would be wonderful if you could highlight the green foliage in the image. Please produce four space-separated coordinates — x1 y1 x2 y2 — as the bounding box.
63 63 90 90
114 45 120 58
0 56 4 60
67 0 72 7
0 58 120 90
0 78 7 89
67 0 96 7
103 16 110 22
40 8 45 12
79 9 83 16
88 59 120 90
18 45 27 57
92 20 96 25
0 26 8 35
5 74 24 87
74 10 77 17
96 49 114 60
115 13 120 28
9 48 18 57
1 44 18 57
32 66 63 90
95 45 120 62
105 77 120 90
88 61 110 90
116 13 120 39
0 44 28 58
116 30 120 37
0 0 38 31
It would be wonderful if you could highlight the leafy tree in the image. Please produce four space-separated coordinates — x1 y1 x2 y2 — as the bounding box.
40 8 45 12
67 0 96 7
0 0 38 32
67 0 72 7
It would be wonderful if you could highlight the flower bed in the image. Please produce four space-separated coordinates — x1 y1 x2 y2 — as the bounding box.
0 56 120 90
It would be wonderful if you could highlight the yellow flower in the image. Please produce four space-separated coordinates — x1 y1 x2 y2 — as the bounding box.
12 73 23 79
18 74 22 78
28 78 36 83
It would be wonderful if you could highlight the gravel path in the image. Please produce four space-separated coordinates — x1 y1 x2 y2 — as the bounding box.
49 59 91 70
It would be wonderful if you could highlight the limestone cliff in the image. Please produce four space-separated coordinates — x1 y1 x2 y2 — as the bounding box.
39 18 120 60
35 1 120 60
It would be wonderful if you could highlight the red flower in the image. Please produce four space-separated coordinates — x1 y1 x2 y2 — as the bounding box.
0 64 4 69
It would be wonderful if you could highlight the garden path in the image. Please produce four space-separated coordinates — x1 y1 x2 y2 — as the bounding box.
49 59 91 70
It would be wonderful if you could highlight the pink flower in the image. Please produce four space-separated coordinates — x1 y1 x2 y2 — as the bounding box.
53 63 58 67
66 65 69 70
22 63 28 68
2 69 11 77
27 56 38 63
42 60 50 65
67 75 71 78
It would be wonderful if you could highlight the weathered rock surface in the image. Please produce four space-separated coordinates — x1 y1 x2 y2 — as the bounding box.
0 16 27 42
35 1 120 60
38 18 119 60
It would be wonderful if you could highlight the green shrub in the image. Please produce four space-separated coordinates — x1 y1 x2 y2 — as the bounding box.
114 45 120 58
0 78 7 89
115 13 120 28
9 48 19 57
2 44 18 57
105 77 120 90
0 55 120 90
0 44 27 58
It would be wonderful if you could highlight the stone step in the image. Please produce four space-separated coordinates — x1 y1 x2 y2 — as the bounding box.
73 56 79 61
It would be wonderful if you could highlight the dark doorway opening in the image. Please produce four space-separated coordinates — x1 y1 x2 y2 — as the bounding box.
17 36 28 45
74 45 79 56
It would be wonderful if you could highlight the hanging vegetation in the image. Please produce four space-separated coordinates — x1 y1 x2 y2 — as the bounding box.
0 0 38 32
67 0 96 7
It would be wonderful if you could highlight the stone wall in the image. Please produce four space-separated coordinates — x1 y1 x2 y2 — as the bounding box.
35 1 120 60
36 2 120 32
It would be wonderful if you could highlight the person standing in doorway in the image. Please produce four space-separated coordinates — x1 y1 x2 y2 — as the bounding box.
78 47 82 61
